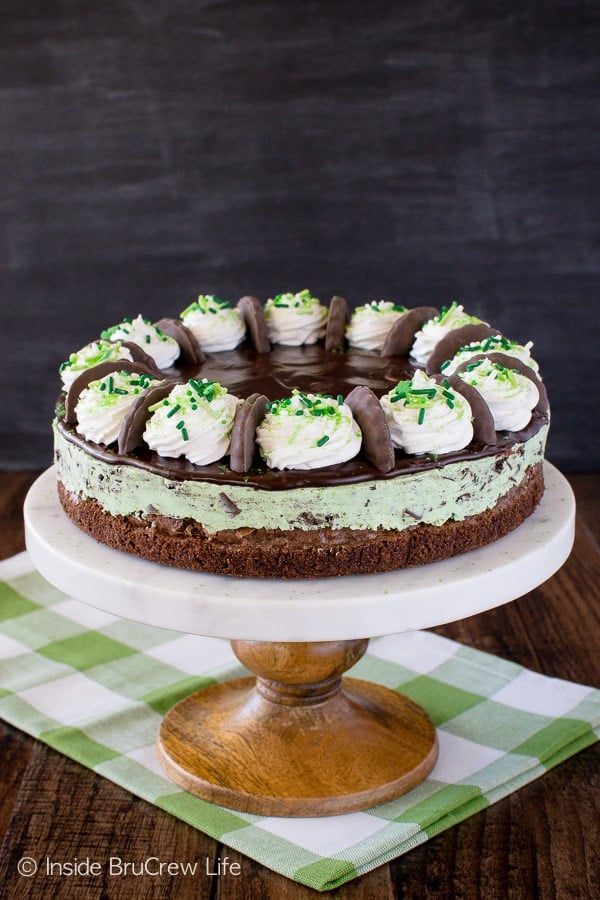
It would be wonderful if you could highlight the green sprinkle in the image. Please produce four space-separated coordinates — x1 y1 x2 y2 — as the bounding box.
440 360 450 370
176 420 185 430
337 395 343 405
107 375 114 394
365 300 406 313
270 290 318 309
295 409 304 416
316 435 330 447
411 388 437 398
145 334 151 344
113 387 128 395
181 428 189 441
167 404 181 418
181 295 231 318
418 408 426 425
189 378 221 402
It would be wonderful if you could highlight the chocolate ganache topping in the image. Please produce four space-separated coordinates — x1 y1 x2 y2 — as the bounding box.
56 295 549 491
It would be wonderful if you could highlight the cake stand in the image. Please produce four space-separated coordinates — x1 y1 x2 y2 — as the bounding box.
24 463 575 817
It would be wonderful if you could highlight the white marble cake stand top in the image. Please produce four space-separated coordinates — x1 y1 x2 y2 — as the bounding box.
24 463 574 641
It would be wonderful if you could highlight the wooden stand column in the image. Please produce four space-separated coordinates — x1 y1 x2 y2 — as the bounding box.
157 639 438 817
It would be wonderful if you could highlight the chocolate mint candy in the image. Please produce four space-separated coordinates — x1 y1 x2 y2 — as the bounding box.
237 296 270 354
345 385 395 472
229 393 269 473
324 295 349 351
381 307 439 357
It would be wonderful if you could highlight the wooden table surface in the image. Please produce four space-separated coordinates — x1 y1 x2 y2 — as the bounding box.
0 470 598 899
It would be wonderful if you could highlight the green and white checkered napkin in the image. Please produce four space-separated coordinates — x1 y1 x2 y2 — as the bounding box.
1 552 598 891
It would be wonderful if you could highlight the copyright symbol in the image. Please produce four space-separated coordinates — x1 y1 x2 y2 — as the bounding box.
18 857 38 877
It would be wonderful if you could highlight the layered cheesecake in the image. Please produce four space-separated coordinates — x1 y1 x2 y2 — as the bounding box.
54 294 548 578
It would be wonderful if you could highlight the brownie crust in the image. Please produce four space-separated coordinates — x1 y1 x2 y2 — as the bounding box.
57 463 544 579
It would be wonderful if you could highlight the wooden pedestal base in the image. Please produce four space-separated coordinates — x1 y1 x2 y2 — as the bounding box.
157 639 438 817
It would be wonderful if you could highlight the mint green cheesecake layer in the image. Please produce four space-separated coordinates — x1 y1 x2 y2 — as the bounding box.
54 425 547 535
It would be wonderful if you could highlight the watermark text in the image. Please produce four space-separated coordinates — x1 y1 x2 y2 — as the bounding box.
17 855 242 879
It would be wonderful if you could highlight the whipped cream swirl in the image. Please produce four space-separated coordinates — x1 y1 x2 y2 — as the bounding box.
60 340 133 389
75 370 161 445
264 290 328 346
144 379 242 465
457 358 539 431
380 369 473 455
441 334 540 375
101 315 180 369
180 295 246 352
256 390 362 470
345 301 407 351
411 302 486 366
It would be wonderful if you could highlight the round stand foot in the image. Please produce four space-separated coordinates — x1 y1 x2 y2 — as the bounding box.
157 640 438 817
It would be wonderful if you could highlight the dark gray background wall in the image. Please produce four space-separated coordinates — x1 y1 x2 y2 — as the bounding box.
2 1 599 470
